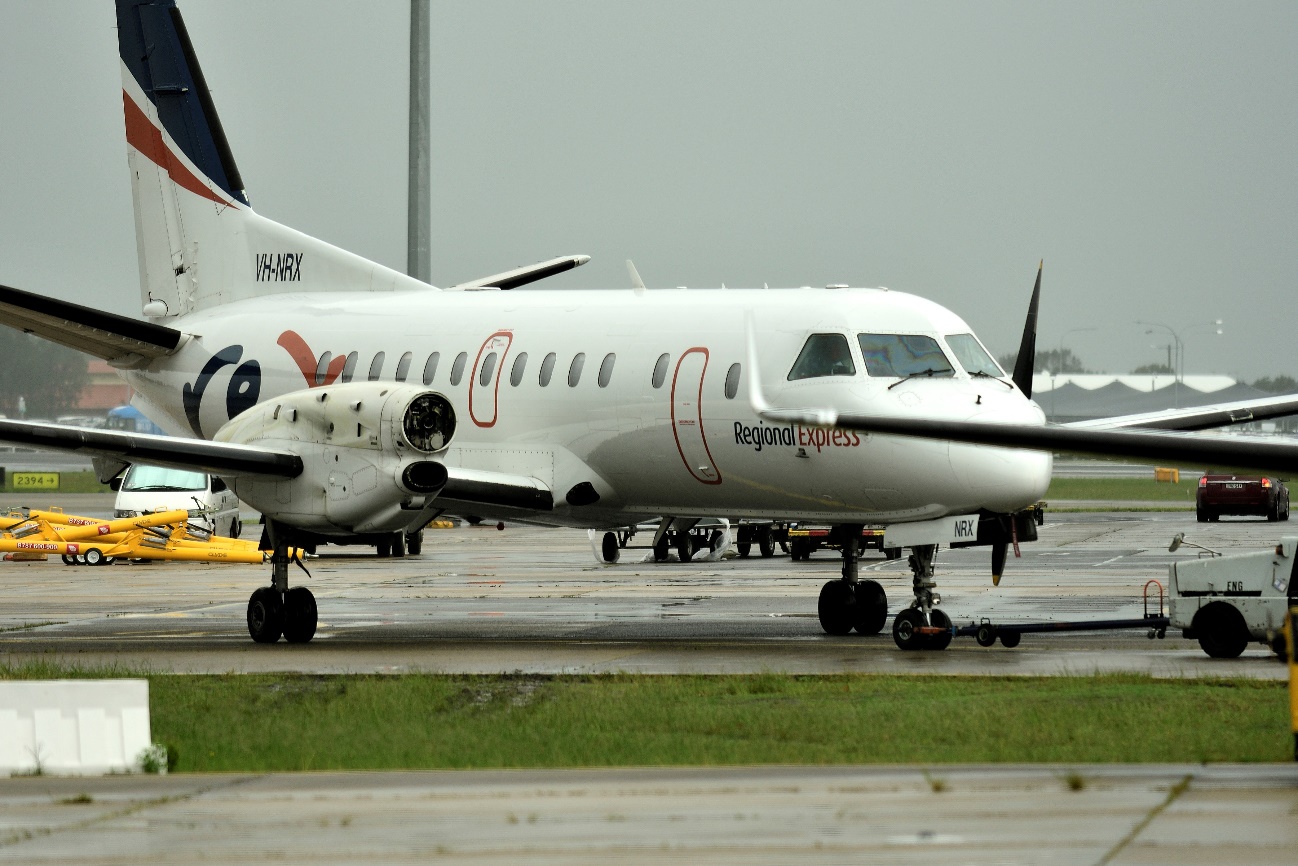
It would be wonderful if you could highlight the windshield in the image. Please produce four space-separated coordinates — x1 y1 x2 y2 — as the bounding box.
945 333 1004 377
856 334 954 378
787 333 857 380
121 465 207 492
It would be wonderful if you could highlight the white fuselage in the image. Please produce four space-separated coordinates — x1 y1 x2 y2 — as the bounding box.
122 285 1051 530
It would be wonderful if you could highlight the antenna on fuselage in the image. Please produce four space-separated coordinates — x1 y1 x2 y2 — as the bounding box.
1011 261 1043 398
626 260 646 295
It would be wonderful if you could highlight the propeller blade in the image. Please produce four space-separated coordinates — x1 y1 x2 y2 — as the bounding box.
1011 261 1042 398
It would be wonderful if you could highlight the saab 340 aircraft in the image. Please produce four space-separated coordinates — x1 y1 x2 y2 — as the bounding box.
5 0 1298 649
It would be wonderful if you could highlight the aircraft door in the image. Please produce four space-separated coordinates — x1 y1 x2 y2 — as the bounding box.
469 331 512 428
670 348 722 485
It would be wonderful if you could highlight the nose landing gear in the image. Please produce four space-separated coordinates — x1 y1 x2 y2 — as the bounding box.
891 544 953 650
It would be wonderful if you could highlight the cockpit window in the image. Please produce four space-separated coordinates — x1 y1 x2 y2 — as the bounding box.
787 334 856 381
945 333 1004 378
856 334 954 378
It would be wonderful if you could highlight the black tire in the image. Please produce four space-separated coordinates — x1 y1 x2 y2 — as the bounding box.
406 530 423 555
758 528 775 558
376 537 392 558
790 539 810 562
229 518 241 540
1267 502 1279 522
282 587 317 644
392 532 407 557
892 608 927 650
1000 630 1022 648
737 542 751 558
677 532 695 563
975 624 998 647
247 587 283 644
600 531 619 563
817 580 857 636
652 534 669 562
61 554 76 566
1271 633 1289 662
1196 508 1208 524
852 580 888 635
883 547 902 561
84 548 105 566
1193 602 1249 659
927 608 953 651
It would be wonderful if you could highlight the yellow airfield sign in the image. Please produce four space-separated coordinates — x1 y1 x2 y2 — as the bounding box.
11 472 59 491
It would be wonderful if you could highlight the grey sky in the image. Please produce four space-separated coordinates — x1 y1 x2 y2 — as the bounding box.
2 1 1295 380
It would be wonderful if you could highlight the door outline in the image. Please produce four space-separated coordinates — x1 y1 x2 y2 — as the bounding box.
469 331 512 428
670 347 722 485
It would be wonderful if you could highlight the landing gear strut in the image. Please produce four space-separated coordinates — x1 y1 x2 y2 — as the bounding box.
891 544 951 650
247 521 316 644
816 524 888 636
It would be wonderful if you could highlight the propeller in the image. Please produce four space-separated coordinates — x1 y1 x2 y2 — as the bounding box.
1011 261 1042 398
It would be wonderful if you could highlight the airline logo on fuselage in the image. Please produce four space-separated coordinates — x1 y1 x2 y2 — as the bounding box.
733 421 861 453
254 252 303 282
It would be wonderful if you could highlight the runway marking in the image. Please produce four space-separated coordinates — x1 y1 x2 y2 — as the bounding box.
1094 556 1127 566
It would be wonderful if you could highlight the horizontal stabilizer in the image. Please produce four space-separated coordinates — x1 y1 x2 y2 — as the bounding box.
0 282 184 363
0 419 301 479
449 255 590 291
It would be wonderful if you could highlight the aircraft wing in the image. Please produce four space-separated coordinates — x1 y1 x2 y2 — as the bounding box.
448 255 590 291
1062 393 1298 432
759 408 1298 475
0 282 184 363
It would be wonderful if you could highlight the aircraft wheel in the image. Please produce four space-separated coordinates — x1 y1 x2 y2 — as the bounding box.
927 608 953 651
406 530 423 555
282 587 317 644
652 535 670 562
247 587 284 644
975 623 998 647
84 548 106 566
392 532 407 557
1000 630 1022 648
737 542 752 558
758 528 775 558
1193 602 1249 658
892 608 927 650
677 532 695 563
600 531 620 563
376 537 392 558
817 580 857 636
852 580 888 635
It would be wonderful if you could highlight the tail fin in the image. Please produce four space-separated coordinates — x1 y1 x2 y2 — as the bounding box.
116 0 430 320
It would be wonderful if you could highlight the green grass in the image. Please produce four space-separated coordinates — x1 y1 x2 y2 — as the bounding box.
1046 477 1197 502
0 470 111 494
1 665 1288 770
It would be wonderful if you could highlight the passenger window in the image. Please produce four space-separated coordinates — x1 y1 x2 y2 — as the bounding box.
479 352 498 387
395 351 412 382
568 353 586 387
652 353 669 388
724 363 741 399
314 351 333 386
449 351 468 386
539 352 557 386
368 351 385 381
598 353 616 388
856 334 954 378
510 352 529 386
945 333 1004 378
787 334 856 381
340 351 359 383
421 351 440 385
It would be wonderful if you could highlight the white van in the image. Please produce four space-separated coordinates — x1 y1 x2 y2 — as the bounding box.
111 464 243 539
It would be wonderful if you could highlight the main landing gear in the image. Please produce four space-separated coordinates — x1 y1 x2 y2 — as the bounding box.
816 524 889 637
247 521 317 644
814 531 953 651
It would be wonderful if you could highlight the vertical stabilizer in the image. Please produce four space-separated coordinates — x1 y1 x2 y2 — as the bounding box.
115 0 433 320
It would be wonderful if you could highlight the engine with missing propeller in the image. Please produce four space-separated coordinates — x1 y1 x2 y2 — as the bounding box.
215 382 455 535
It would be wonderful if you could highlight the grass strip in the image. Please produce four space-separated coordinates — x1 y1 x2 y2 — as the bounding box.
1046 477 1197 502
2 665 1287 770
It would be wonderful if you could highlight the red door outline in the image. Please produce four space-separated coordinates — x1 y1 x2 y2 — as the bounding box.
469 331 512 428
670 347 722 485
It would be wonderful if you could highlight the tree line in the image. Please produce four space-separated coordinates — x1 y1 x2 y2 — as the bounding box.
0 330 90 419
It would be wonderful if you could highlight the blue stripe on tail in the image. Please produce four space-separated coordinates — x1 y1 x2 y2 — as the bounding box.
116 0 250 207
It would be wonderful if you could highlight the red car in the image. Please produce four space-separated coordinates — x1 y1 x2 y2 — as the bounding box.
1196 474 1290 522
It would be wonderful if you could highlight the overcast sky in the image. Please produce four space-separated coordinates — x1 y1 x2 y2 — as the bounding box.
1 1 1295 380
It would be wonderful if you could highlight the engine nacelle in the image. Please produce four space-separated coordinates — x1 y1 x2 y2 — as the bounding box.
214 382 456 534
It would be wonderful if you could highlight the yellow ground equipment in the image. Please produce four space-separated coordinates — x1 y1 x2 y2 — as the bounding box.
1 507 272 565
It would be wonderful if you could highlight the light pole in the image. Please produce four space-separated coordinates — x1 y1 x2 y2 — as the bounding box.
1136 319 1224 409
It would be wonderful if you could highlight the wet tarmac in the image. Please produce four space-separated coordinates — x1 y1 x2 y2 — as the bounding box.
0 499 1291 677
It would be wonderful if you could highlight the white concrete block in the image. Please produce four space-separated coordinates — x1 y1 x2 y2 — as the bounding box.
0 680 152 776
